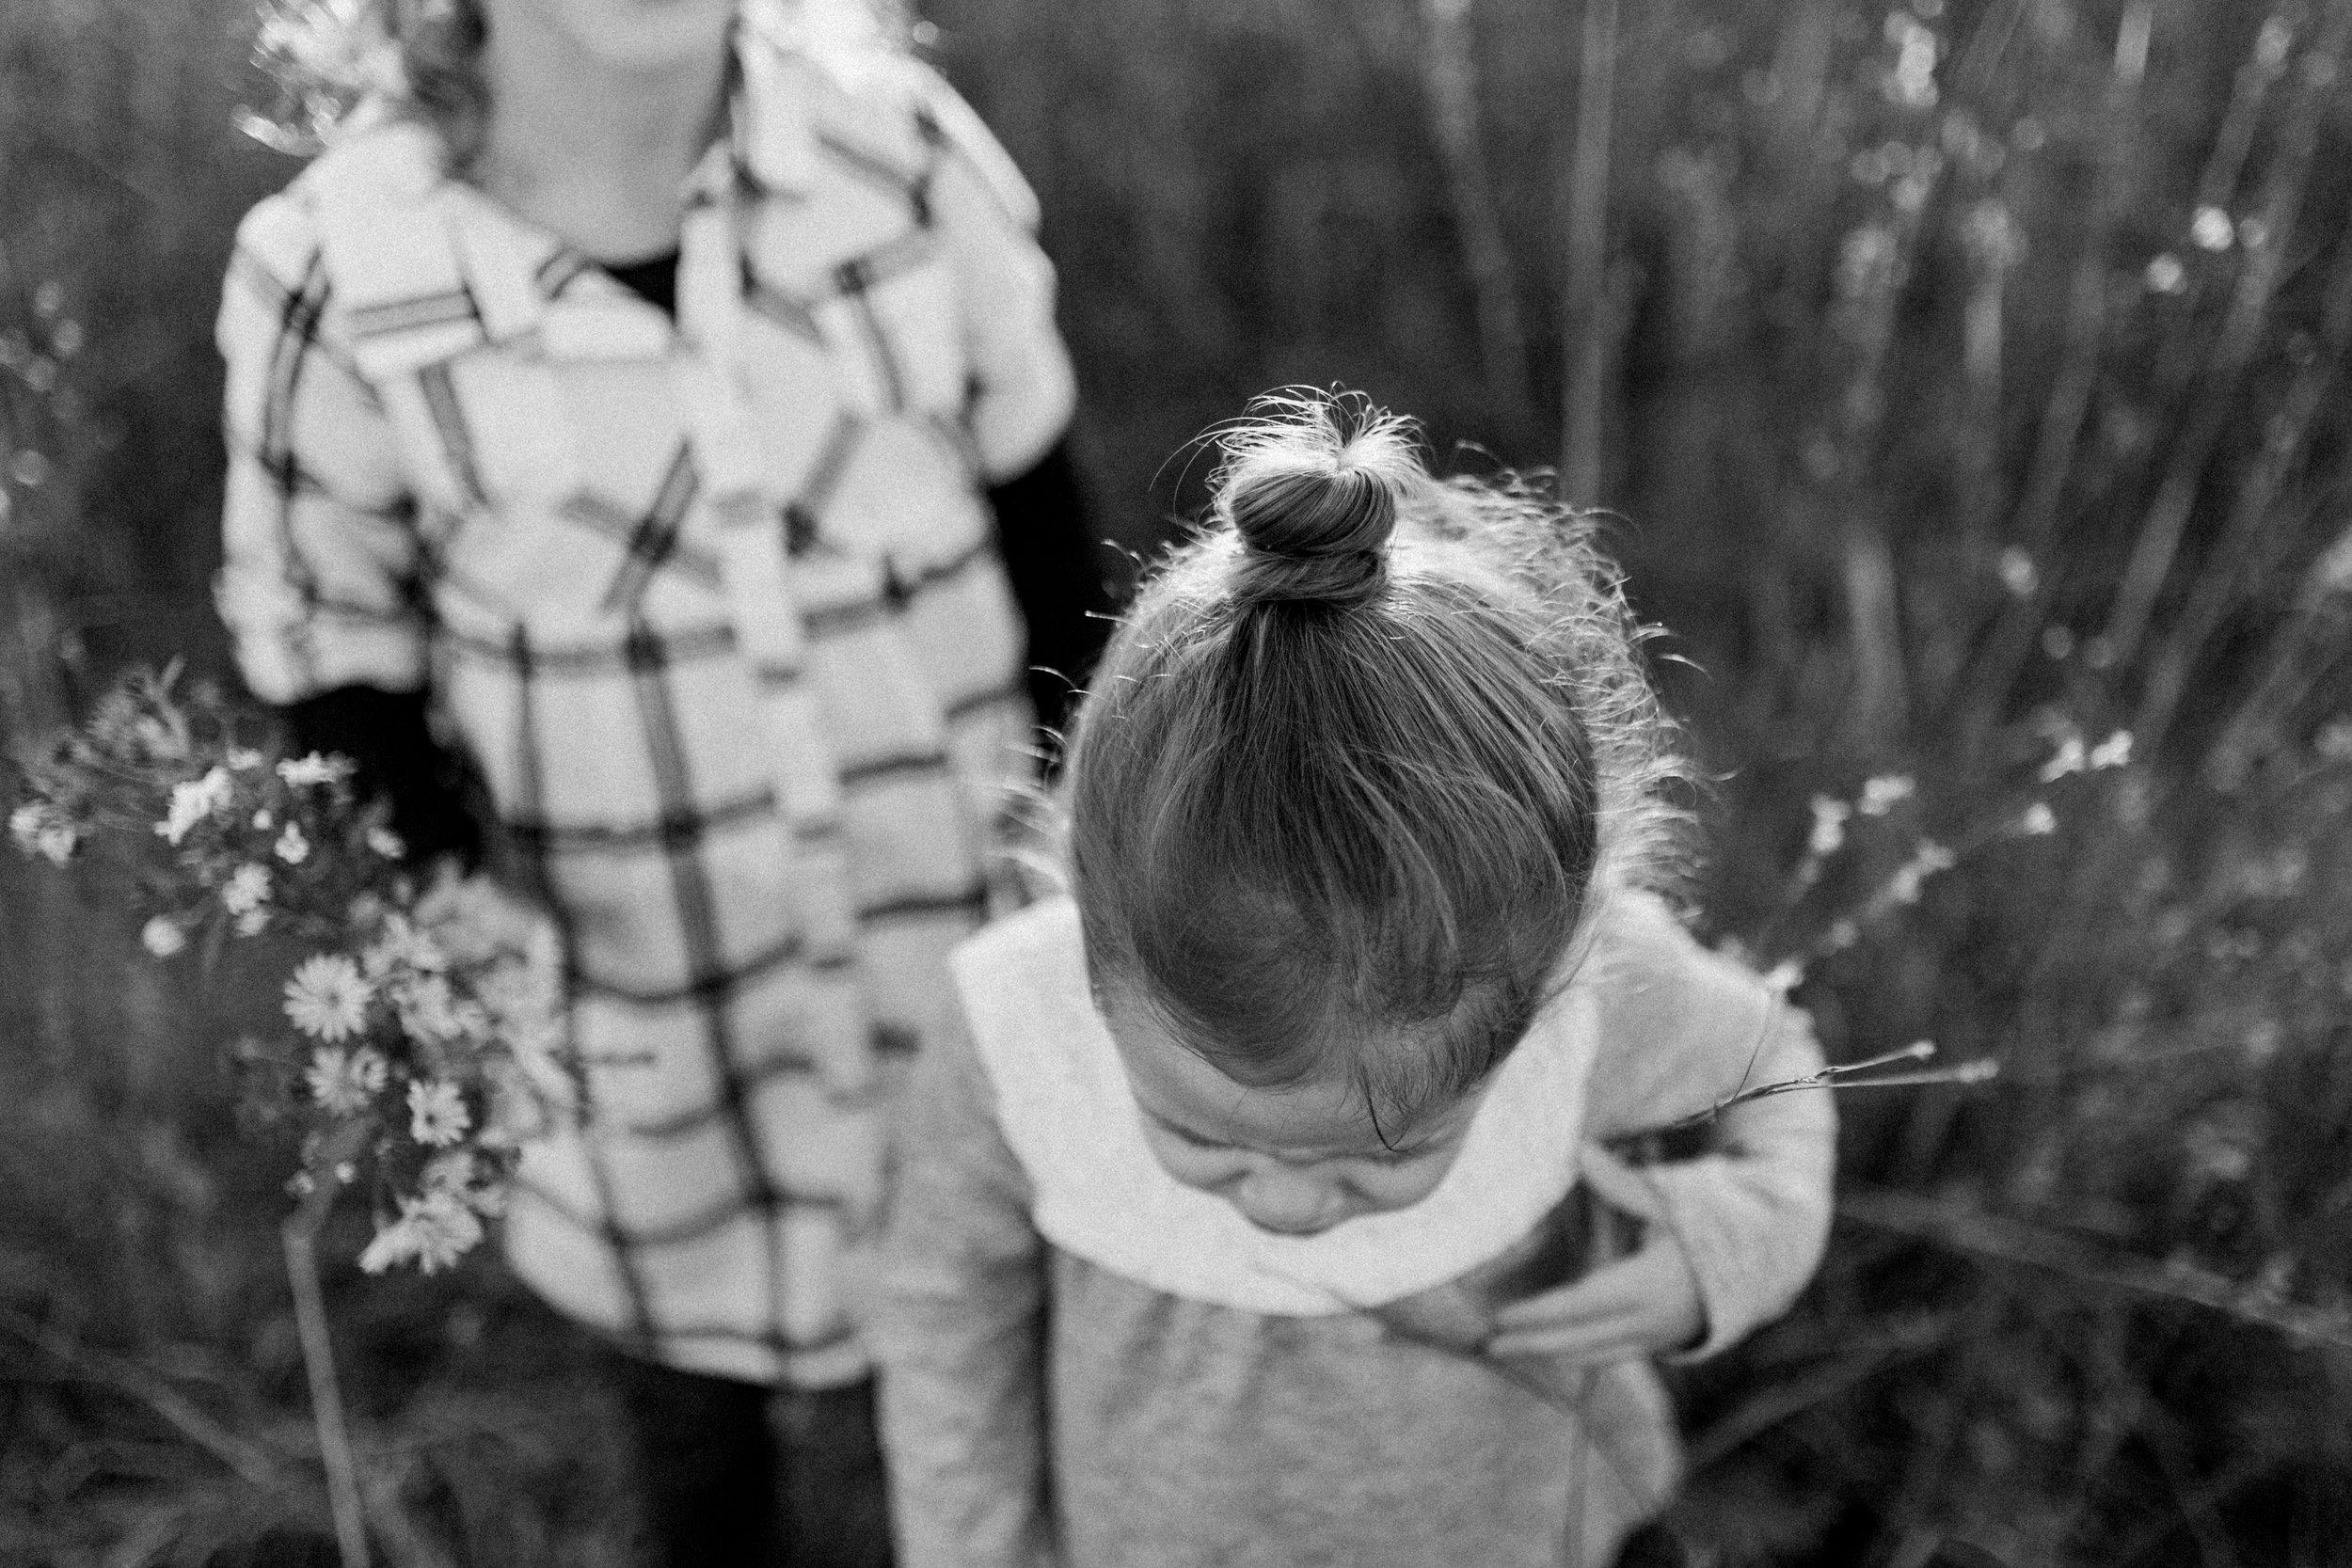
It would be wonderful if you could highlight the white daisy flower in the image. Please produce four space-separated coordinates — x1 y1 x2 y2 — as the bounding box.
407 1078 470 1147
156 768 233 846
358 1190 484 1275
284 954 372 1042
140 916 187 958
33 822 77 866
364 913 449 978
8 802 45 851
274 822 310 864
220 863 272 916
394 974 486 1047
304 1043 388 1115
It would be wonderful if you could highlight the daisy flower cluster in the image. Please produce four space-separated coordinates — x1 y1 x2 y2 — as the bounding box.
8 665 570 1274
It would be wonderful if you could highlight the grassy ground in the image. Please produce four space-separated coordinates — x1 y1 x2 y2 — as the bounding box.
7 0 2352 1562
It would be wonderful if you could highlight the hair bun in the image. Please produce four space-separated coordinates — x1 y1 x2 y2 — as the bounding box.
1216 392 1422 610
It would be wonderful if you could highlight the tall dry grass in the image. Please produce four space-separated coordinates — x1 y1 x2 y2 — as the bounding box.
6 0 2352 1562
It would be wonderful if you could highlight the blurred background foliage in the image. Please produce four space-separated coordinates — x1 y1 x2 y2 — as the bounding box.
6 0 2352 1562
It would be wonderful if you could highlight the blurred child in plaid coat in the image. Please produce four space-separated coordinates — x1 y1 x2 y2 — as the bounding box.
214 1 1107 1560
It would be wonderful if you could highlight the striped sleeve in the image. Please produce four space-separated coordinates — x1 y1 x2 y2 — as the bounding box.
215 188 426 705
912 67 1077 481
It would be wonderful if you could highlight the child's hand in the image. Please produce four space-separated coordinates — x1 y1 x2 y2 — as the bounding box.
1483 1233 1704 1364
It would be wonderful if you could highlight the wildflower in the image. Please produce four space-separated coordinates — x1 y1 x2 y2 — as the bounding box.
2089 730 2133 769
1822 918 1861 954
2144 254 2185 294
220 863 272 916
1857 775 1915 816
421 1149 478 1197
393 973 486 1048
305 1043 389 1115
2018 802 2058 836
2038 735 2087 783
226 747 264 770
284 954 372 1041
156 768 233 846
1762 958 1805 994
1997 547 2038 597
1807 796 1851 856
364 913 449 978
236 909 272 938
20 807 80 866
366 826 406 860
358 1190 485 1275
140 916 187 958
252 810 273 831
408 1078 470 1147
277 752 352 789
2191 205 2234 252
274 821 310 864
1886 841 1959 905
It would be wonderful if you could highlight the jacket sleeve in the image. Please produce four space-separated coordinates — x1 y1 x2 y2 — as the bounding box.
1581 895 1839 1361
914 67 1079 481
871 1000 1057 1568
214 188 427 706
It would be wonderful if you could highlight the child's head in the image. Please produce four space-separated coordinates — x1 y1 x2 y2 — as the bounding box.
1065 391 1682 1235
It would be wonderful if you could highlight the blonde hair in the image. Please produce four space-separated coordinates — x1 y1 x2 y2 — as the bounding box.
1065 390 1689 1133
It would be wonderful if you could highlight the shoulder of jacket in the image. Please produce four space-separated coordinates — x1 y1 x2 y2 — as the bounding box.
950 895 1086 1001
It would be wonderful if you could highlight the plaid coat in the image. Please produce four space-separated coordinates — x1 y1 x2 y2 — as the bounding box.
215 15 1077 1386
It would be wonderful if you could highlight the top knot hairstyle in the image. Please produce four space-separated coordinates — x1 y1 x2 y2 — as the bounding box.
1066 389 1690 1134
1220 401 1415 610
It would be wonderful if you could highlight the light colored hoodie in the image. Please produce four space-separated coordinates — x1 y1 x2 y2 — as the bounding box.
874 891 1836 1568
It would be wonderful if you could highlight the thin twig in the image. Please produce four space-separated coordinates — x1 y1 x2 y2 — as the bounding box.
1836 1186 2352 1354
1556 0 1620 501
1419 0 1534 436
0 1306 285 1491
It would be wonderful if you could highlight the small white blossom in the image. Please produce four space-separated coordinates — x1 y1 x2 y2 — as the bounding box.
33 822 77 866
358 1190 484 1275
407 1078 470 1147
251 810 273 831
156 768 233 847
226 747 264 770
305 1043 389 1115
220 863 272 916
1997 546 2038 596
2019 802 2058 836
2191 205 2235 252
2089 730 2133 769
1763 958 1806 993
394 974 487 1047
2039 735 2088 783
274 821 310 864
236 908 272 938
1887 841 1959 905
277 752 352 789
1858 775 1916 816
140 916 187 958
1807 795 1851 856
284 954 373 1042
366 826 406 860
2144 253 2186 294
8 803 44 851
364 913 449 978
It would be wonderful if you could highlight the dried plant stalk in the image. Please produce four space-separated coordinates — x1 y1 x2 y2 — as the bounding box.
1556 0 1620 502
1418 0 1533 437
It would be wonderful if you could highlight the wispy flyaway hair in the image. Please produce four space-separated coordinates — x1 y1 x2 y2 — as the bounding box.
1066 389 1688 1133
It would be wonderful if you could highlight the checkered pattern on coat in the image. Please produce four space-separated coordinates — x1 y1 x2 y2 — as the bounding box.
215 17 1077 1387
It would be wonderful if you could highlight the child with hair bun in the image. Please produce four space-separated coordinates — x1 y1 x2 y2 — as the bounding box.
876 392 1836 1568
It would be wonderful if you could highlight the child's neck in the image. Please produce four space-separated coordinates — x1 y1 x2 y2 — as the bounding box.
472 19 733 262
